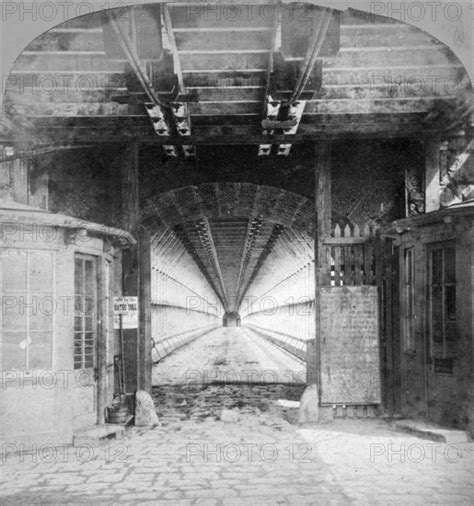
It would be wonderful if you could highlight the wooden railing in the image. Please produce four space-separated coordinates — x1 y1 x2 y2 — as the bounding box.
151 325 219 363
244 324 307 362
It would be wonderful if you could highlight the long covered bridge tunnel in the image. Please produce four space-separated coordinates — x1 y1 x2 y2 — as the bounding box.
1 3 474 501
145 183 315 379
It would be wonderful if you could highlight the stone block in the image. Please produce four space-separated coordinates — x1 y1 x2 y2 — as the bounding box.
135 390 160 427
220 409 240 423
297 384 319 423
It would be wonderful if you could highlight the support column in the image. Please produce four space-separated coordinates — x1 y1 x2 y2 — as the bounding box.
120 141 140 393
138 226 152 392
425 136 442 213
309 142 332 401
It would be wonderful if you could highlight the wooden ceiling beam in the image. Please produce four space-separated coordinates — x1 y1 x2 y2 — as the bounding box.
179 53 268 71
276 7 334 156
288 8 334 105
259 1 281 157
9 123 431 146
175 31 272 51
163 4 195 158
18 111 426 130
106 7 183 156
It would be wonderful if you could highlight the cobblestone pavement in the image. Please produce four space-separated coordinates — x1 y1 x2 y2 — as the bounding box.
1 394 473 505
2 329 473 504
152 327 306 386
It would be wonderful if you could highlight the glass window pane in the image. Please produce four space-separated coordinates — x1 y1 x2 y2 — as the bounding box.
74 255 97 370
432 340 443 358
75 258 84 294
432 321 443 343
445 322 457 342
85 318 93 332
83 297 94 317
445 285 456 321
407 287 413 317
85 260 94 296
444 247 455 284
30 311 53 332
2 332 27 370
74 317 82 332
2 250 27 291
28 332 52 369
29 252 53 292
84 332 94 343
431 249 443 284
2 298 28 330
405 250 413 283
431 286 443 319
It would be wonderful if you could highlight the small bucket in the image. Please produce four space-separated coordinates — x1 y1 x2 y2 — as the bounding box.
106 405 130 424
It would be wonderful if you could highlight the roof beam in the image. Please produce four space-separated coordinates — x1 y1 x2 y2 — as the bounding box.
6 123 435 146
106 10 163 108
287 8 333 105
163 4 195 158
258 1 281 157
278 7 334 156
106 9 177 156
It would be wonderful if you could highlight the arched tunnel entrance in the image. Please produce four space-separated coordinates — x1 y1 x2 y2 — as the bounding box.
143 183 315 418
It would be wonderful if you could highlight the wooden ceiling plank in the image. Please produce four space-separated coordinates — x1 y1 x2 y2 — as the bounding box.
167 4 274 29
13 54 123 72
175 31 272 51
173 26 272 32
179 53 268 71
16 120 429 145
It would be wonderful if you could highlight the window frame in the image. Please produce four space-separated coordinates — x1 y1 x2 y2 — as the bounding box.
0 248 56 372
74 253 98 371
427 241 457 360
402 247 416 352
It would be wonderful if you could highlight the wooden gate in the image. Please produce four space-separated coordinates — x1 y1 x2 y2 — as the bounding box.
317 224 396 414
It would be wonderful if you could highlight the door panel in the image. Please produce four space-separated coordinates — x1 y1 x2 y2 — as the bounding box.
73 254 98 428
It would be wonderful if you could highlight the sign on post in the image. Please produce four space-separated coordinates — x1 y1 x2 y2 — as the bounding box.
114 296 138 329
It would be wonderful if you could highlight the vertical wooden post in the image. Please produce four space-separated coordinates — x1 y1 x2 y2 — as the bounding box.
310 142 332 400
425 137 441 213
120 141 140 393
138 226 152 392
121 141 140 235
97 257 112 425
